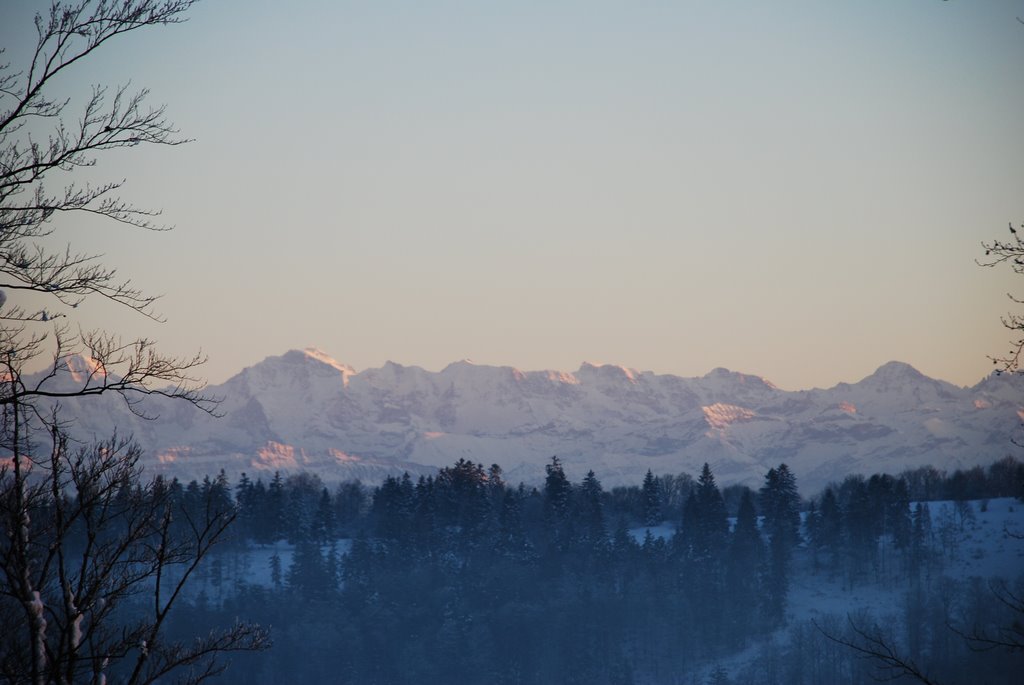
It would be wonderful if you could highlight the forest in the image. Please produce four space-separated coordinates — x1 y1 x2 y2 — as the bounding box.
136 456 1024 685
2 2 1022 684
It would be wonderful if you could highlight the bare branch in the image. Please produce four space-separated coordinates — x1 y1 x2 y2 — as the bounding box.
979 222 1024 374
0 4 262 683
814 616 945 685
949 579 1024 653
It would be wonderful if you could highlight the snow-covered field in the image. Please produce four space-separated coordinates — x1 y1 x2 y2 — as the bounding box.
181 539 353 600
789 497 1024 623
625 497 1024 681
192 499 1021 609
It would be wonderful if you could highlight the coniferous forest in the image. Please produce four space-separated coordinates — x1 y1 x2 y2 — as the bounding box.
2 2 1022 683
143 457 1024 685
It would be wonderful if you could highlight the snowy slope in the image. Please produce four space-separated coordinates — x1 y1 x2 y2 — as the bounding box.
34 349 1024 490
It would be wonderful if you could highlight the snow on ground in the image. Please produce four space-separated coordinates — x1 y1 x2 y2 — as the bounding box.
790 498 1024 625
179 539 354 600
932 497 1024 580
629 524 677 543
711 498 1024 682
630 498 1024 682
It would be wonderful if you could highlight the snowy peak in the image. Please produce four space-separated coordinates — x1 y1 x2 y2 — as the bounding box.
850 361 964 403
440 359 522 381
702 367 778 391
63 353 110 384
34 350 1024 492
864 360 926 384
297 347 355 375
577 361 640 383
441 358 477 371
234 348 353 376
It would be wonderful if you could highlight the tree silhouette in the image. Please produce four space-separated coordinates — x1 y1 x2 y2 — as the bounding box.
979 222 1024 373
0 3 267 683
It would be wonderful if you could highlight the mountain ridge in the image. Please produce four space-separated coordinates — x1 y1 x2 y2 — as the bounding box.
33 349 1024 492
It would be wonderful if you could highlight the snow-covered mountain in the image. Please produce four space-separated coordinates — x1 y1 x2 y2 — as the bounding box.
38 349 1024 491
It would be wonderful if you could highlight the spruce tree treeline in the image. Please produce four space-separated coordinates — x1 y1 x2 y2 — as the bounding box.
172 459 796 683
163 455 1023 684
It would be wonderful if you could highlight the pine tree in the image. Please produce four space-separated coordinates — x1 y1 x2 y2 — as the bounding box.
760 465 800 546
372 475 414 540
577 470 608 552
910 501 932 582
342 531 375 607
235 472 255 539
544 456 572 521
679 491 701 559
247 478 269 543
313 487 336 544
889 478 912 554
759 464 800 625
183 479 203 524
334 480 367 534
612 516 638 562
211 469 234 515
641 469 663 527
805 499 821 571
685 463 730 646
815 487 843 576
497 487 531 558
695 463 729 559
288 539 335 598
843 476 875 583
270 551 283 590
412 475 440 551
726 490 764 643
267 471 286 542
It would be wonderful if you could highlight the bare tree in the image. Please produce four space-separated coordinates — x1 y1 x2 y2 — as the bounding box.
979 222 1024 374
0 2 268 683
952 579 1024 654
0 0 217 413
814 616 945 685
815 584 1024 685
0 431 268 685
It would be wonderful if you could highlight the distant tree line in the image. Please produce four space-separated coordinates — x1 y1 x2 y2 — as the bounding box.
195 455 1024 552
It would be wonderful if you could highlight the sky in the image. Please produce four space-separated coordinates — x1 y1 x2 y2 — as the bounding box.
2 0 1023 390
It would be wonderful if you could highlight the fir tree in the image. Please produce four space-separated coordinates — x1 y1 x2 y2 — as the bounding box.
270 551 283 590
497 487 530 557
288 539 335 598
726 490 764 643
695 463 729 560
889 478 913 553
815 487 843 576
687 463 730 646
313 487 336 544
576 470 609 553
544 456 572 521
641 469 663 527
759 464 800 625
266 471 286 543
910 501 932 582
843 476 876 583
413 475 440 551
372 474 415 540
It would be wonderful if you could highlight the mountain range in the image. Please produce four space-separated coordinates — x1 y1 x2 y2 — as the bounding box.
38 348 1024 492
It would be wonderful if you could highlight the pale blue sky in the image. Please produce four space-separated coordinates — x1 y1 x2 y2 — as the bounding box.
3 0 1023 389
